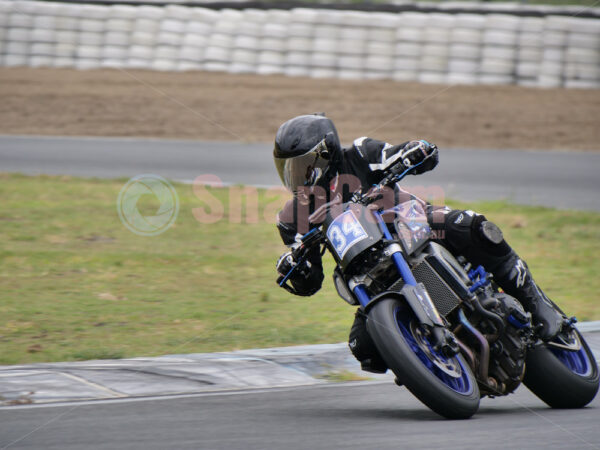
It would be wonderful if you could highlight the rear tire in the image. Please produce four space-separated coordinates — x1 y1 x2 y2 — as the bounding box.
367 298 480 419
524 330 599 408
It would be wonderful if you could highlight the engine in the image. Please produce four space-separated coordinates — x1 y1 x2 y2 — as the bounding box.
472 292 532 396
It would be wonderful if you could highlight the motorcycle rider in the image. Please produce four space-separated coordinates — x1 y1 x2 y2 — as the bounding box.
274 113 566 373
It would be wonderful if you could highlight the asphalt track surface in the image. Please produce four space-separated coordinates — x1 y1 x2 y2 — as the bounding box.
1 135 599 211
1 381 599 450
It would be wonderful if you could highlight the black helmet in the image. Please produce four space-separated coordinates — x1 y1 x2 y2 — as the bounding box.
273 114 341 193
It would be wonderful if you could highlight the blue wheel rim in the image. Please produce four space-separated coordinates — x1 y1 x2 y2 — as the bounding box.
394 306 473 395
550 339 593 377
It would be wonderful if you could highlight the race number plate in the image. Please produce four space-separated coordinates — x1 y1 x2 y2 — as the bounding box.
326 210 369 259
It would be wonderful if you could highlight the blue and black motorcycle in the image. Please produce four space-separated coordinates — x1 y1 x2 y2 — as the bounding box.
278 168 599 419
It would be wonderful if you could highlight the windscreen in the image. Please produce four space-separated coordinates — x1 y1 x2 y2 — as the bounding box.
390 200 431 255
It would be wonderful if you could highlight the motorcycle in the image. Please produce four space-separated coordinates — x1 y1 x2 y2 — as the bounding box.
277 165 599 419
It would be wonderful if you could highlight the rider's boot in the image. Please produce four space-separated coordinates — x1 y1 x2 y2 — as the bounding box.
349 310 388 374
359 358 388 374
494 252 565 341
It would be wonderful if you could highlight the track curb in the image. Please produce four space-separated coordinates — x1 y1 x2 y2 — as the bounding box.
0 325 598 407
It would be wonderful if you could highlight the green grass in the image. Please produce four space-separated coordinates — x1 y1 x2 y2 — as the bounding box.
0 173 599 365
317 370 372 382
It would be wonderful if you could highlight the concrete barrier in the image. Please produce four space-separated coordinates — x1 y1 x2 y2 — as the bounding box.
0 0 599 88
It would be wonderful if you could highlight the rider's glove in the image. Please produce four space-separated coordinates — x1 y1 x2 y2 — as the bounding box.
394 140 439 175
276 251 311 279
276 251 296 277
276 250 319 296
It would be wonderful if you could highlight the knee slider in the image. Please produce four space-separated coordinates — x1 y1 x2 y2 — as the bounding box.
473 218 511 257
480 220 504 245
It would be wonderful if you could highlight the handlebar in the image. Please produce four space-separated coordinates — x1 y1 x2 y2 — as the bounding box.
278 157 433 287
277 148 438 292
293 228 324 259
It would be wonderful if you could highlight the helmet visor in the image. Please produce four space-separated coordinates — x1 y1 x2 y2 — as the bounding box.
274 139 330 193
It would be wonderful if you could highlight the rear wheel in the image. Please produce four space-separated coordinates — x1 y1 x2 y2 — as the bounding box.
367 298 480 419
524 329 599 408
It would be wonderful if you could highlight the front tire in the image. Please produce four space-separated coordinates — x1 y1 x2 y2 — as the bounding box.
524 330 599 408
367 298 480 419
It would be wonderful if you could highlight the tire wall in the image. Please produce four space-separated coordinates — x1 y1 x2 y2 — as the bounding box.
1 0 599 88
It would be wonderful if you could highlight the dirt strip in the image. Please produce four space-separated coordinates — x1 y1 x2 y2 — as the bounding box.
0 68 598 150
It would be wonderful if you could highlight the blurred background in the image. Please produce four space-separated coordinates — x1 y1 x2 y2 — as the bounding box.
2 0 599 86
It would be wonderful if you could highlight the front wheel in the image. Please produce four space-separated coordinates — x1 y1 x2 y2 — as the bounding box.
367 298 480 419
523 329 599 408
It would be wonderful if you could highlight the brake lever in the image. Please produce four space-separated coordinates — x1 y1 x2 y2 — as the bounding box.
300 228 324 249
355 173 399 206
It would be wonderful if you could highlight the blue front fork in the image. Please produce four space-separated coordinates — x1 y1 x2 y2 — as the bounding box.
352 211 418 309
